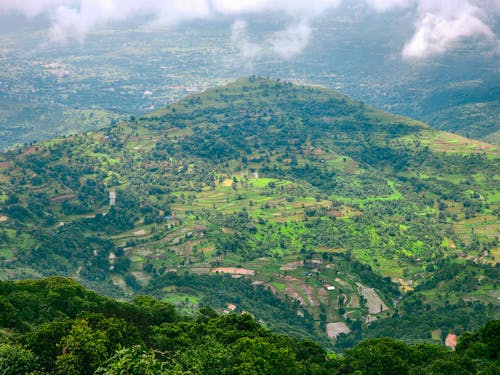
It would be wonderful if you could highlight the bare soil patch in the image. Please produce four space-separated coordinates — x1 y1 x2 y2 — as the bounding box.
21 147 37 157
317 287 328 305
284 284 306 306
211 267 255 275
282 275 319 307
392 278 414 292
130 271 151 286
326 322 351 339
281 276 306 305
50 193 77 203
347 294 360 308
189 267 211 274
252 280 265 286
356 282 389 314
301 283 319 307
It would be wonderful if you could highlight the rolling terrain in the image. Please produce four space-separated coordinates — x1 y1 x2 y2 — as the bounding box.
0 77 499 348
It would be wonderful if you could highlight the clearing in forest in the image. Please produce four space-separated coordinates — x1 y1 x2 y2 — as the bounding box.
326 322 351 339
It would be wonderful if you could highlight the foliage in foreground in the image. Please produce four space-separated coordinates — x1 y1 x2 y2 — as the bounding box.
0 277 498 374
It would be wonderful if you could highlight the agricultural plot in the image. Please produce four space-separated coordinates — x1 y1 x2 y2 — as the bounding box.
326 322 351 339
356 282 389 315
397 130 500 155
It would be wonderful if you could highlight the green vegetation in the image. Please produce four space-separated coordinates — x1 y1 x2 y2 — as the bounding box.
0 77 499 348
0 278 498 374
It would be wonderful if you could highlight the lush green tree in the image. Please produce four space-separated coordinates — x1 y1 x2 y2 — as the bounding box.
55 319 108 375
1 278 499 375
24 319 73 372
95 345 168 375
229 336 306 375
76 313 143 353
0 344 40 375
132 295 178 326
344 338 411 375
456 319 500 361
172 336 231 374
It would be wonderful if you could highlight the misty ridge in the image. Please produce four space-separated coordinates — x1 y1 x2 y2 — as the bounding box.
0 1 499 151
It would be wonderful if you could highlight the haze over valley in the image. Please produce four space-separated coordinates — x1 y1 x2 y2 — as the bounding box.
1 0 498 149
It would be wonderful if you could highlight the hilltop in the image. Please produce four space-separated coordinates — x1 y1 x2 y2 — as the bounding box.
0 77 499 347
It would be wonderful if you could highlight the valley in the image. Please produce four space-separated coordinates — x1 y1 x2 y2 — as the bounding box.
1 77 498 349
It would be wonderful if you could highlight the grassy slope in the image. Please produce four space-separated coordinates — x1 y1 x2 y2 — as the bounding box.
0 77 499 346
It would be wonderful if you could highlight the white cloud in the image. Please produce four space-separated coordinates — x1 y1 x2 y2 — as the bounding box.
230 18 313 60
363 0 499 59
0 0 341 52
230 20 263 59
365 0 415 12
403 1 495 59
212 0 342 16
0 0 498 60
271 20 313 59
0 0 74 18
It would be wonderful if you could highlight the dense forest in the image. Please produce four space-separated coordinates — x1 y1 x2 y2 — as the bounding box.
0 77 499 347
0 278 498 374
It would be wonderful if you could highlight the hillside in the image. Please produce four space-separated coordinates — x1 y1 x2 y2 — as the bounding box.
0 77 499 348
416 78 500 146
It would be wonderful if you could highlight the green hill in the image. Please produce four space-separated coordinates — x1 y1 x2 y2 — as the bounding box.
0 77 499 347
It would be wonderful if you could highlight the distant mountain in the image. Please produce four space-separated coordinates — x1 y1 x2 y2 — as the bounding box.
1 11 498 150
415 78 500 145
0 78 499 347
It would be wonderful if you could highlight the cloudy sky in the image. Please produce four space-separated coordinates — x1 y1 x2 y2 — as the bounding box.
0 0 498 60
